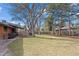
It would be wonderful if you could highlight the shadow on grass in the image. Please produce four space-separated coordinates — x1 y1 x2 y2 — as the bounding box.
8 37 23 56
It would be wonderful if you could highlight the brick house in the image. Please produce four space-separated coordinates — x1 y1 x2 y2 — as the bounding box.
0 21 22 39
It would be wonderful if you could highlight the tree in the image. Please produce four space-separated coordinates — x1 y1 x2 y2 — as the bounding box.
47 3 70 36
44 15 54 32
9 3 47 36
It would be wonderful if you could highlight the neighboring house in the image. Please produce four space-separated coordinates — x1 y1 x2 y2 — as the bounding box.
55 25 79 36
0 21 23 39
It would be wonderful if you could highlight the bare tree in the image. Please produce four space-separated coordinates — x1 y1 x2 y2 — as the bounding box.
9 3 47 36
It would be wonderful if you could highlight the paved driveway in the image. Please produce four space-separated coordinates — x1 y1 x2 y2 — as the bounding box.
0 39 16 56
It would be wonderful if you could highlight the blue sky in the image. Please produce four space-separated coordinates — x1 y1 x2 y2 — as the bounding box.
0 4 48 26
0 3 23 25
0 4 12 21
0 3 79 27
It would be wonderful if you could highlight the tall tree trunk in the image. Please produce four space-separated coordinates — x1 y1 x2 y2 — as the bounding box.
28 17 35 37
31 24 35 36
52 25 55 35
59 27 61 36
30 20 35 37
68 19 71 36
58 19 61 36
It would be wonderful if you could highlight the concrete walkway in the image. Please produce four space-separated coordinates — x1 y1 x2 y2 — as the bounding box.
0 38 16 56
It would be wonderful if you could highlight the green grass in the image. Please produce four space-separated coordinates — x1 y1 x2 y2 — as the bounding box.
8 35 79 56
8 38 23 56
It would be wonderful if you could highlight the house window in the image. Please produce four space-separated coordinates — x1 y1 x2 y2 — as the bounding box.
13 28 16 33
3 26 8 32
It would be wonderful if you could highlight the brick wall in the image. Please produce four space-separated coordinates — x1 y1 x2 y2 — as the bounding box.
0 25 12 39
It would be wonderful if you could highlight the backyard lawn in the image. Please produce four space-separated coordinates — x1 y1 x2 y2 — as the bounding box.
8 35 79 56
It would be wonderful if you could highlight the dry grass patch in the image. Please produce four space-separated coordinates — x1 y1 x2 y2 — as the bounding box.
23 35 79 56
8 35 79 56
